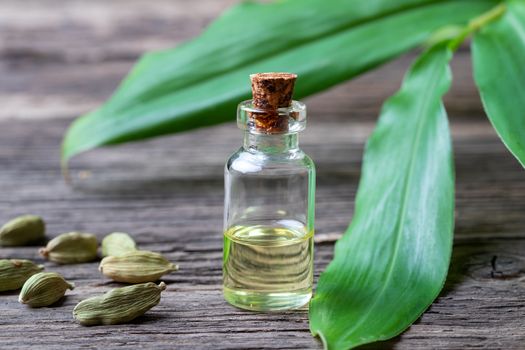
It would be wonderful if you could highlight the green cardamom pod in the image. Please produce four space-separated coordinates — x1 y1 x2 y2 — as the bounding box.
73 282 166 326
39 232 98 264
0 215 45 246
19 272 74 307
0 259 45 292
99 250 178 283
101 232 137 257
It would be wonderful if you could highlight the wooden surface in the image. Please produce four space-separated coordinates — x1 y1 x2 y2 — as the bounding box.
1 1 524 349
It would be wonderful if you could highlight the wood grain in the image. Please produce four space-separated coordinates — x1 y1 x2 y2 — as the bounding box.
0 0 524 349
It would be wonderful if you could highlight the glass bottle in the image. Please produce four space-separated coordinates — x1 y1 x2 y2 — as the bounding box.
223 73 316 311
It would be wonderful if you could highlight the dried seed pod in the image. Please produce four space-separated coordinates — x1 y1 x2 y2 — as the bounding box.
101 232 137 257
99 250 178 283
39 232 98 264
19 272 74 307
0 215 45 246
73 282 167 326
0 259 45 292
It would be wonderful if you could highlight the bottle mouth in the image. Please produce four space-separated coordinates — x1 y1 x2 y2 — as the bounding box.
237 100 306 134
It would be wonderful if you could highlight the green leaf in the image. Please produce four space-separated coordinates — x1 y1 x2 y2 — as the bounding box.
62 0 495 162
309 44 455 349
472 0 525 167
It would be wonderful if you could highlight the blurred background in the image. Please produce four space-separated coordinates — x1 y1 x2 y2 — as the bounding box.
2 0 517 238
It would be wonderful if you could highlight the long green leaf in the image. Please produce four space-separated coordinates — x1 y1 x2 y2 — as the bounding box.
62 0 494 162
309 44 455 349
472 0 525 167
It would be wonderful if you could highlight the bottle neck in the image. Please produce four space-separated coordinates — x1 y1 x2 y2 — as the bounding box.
243 132 299 154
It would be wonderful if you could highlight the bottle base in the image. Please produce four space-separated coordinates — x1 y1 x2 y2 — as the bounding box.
223 286 312 311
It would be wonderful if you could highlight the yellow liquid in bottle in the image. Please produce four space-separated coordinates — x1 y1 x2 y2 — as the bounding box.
223 224 313 311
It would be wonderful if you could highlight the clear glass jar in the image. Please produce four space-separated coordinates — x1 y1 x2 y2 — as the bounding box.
223 100 316 311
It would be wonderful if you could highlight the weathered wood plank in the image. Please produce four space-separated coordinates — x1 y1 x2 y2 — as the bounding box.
0 236 523 349
0 0 485 123
1 117 525 239
0 0 237 61
0 0 235 121
1 0 524 348
0 49 483 121
0 115 524 349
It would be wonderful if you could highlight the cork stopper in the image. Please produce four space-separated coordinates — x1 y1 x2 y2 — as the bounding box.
249 72 297 133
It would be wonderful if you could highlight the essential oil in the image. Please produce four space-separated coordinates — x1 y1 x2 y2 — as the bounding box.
223 73 315 311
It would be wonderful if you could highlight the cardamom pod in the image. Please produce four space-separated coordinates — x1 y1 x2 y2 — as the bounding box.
73 282 166 326
101 232 137 257
19 272 74 307
0 215 45 246
0 259 44 292
39 232 98 264
99 250 178 283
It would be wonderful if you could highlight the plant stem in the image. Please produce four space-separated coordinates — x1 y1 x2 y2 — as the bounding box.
449 3 506 51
